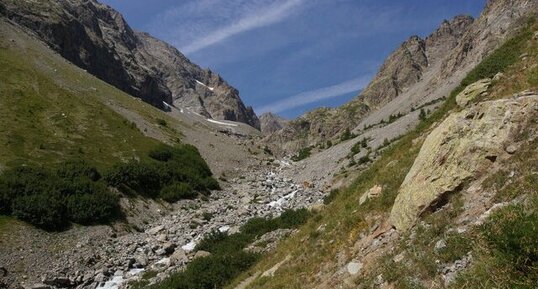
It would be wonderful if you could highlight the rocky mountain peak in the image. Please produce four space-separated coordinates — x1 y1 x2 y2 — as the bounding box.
359 34 427 108
425 15 474 62
0 0 260 129
259 113 288 135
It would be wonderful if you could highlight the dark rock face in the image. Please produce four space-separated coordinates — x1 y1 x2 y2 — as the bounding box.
0 0 260 129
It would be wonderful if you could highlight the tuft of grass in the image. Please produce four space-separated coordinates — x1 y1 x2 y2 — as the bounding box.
291 147 312 162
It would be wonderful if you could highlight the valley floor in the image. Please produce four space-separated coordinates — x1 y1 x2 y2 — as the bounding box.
0 158 327 289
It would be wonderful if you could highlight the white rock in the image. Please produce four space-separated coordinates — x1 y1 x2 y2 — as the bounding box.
346 261 363 275
181 241 196 253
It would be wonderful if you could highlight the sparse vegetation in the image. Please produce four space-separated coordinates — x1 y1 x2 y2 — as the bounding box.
291 146 312 161
339 128 356 141
418 108 427 121
150 209 311 289
350 142 362 155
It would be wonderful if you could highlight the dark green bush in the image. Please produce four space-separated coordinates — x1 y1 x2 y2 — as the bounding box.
56 159 101 181
240 217 279 236
340 128 356 141
12 192 68 230
152 251 259 289
278 208 310 228
153 209 311 289
0 162 119 230
350 142 361 155
159 182 196 202
104 161 162 197
149 145 174 162
291 147 312 162
104 144 218 199
66 190 119 225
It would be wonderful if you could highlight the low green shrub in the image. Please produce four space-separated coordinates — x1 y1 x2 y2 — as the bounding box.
278 208 310 228
66 190 119 225
55 159 101 181
159 183 196 202
291 147 312 162
12 192 68 230
350 142 361 155
151 251 259 289
152 209 311 289
0 162 120 230
104 144 219 198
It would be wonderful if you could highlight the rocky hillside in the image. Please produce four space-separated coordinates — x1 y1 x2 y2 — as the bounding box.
229 16 538 288
265 0 537 153
259 113 288 135
0 0 260 129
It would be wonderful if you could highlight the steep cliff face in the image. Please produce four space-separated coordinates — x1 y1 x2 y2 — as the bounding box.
0 0 260 129
440 0 538 79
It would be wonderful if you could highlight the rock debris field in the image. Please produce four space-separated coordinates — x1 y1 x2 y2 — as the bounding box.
20 160 326 289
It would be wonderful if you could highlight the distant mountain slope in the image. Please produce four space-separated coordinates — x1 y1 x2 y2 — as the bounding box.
259 112 288 135
266 0 537 153
264 15 473 151
0 17 261 177
0 0 260 129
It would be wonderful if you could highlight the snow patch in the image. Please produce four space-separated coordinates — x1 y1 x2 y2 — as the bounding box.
163 101 184 113
195 79 215 91
206 118 238 127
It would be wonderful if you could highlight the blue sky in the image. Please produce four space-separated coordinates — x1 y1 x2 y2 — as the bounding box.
100 0 486 118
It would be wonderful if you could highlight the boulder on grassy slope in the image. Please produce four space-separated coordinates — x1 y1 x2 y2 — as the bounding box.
390 94 538 232
455 78 492 107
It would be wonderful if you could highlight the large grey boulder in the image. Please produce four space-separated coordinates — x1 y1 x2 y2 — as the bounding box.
390 94 538 232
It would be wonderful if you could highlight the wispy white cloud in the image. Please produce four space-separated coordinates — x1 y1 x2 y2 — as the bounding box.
256 75 371 114
147 0 305 55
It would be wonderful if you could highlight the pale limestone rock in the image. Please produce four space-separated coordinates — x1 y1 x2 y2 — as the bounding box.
193 250 211 259
346 261 363 275
359 185 383 205
455 78 491 107
390 95 538 232
170 249 187 266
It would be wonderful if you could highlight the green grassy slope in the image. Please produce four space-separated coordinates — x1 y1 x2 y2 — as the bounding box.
0 20 223 230
0 20 180 169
